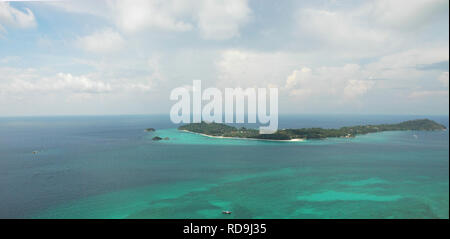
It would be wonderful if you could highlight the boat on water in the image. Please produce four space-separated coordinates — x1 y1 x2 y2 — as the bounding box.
222 211 232 215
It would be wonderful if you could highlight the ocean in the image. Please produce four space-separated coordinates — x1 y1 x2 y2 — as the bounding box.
0 115 448 219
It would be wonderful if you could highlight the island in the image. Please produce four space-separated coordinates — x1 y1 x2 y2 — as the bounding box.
152 136 170 141
145 128 156 132
178 119 446 141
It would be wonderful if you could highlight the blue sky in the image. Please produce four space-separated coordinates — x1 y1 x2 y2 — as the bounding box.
0 0 449 116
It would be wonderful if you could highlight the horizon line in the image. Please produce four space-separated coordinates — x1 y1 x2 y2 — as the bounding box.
0 113 449 118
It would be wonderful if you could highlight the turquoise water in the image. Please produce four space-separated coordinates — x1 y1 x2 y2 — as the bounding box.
0 115 448 218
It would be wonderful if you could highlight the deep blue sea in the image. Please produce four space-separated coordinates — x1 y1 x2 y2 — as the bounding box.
0 115 448 218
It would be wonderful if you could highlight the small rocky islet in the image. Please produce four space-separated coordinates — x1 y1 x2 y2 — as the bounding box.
152 136 169 141
144 128 170 141
144 128 156 132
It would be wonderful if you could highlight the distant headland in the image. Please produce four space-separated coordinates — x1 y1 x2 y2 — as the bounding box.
178 119 446 141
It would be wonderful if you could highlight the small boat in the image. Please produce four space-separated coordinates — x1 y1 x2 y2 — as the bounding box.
222 211 232 215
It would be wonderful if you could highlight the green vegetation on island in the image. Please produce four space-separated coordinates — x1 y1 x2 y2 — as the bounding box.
152 136 170 141
144 128 156 132
178 119 446 141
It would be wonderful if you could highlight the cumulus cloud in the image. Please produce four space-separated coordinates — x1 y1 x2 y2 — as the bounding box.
215 49 376 102
0 69 154 96
343 80 375 99
196 0 251 40
2 0 447 115
296 8 388 48
295 0 449 58
285 64 375 100
367 45 449 70
0 2 36 30
285 67 312 90
77 28 125 53
215 49 297 88
112 0 193 33
367 0 449 30
45 0 251 40
214 47 447 104
359 45 450 92
42 0 110 18
113 0 251 39
1 72 113 94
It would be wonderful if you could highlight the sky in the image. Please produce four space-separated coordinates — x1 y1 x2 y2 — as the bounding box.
0 0 449 116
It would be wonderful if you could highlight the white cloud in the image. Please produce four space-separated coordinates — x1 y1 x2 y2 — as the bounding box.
42 0 110 18
1 72 113 94
77 28 125 53
215 49 376 102
113 0 252 39
285 67 311 90
360 45 449 91
0 67 38 95
196 0 251 40
366 45 449 70
2 0 447 115
56 73 113 93
297 8 388 48
0 68 154 96
343 79 375 99
438 72 449 88
295 0 449 58
215 49 298 88
367 0 449 30
0 2 36 30
45 0 251 40
285 64 375 100
0 67 157 115
112 0 193 33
